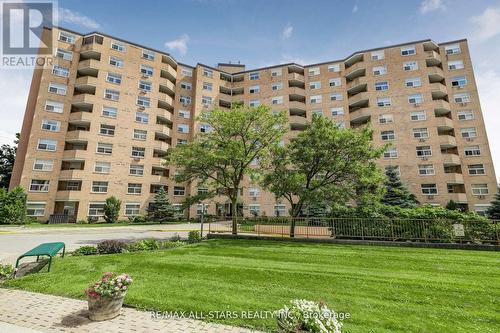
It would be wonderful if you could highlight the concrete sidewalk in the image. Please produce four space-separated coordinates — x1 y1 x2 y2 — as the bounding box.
0 289 262 333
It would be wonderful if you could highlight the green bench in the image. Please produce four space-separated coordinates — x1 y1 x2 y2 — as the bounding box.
15 242 66 272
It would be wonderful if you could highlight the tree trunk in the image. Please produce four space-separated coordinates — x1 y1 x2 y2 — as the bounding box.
231 196 238 235
290 203 302 238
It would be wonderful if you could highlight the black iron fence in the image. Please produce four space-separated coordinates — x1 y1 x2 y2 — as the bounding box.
208 217 499 245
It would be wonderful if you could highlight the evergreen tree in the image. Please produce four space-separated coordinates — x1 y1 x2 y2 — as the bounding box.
103 196 121 223
381 166 419 208
149 187 175 222
486 192 500 219
445 200 460 211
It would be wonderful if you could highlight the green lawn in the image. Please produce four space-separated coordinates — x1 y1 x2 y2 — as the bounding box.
4 240 499 332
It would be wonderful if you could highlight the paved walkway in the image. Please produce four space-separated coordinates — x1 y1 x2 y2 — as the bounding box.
0 289 262 333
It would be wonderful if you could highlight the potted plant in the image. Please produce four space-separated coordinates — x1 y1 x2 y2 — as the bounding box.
85 272 133 321
277 299 342 333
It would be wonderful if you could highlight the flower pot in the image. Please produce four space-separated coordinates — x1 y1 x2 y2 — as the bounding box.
88 294 125 321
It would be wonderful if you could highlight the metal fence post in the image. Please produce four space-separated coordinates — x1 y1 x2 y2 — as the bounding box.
391 219 395 241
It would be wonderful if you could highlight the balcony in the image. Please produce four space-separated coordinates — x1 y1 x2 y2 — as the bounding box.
430 82 448 99
345 62 365 81
158 92 174 111
71 94 95 111
154 141 170 153
435 116 454 130
344 53 364 68
161 65 177 83
157 109 172 123
62 150 87 160
288 72 305 83
55 191 83 201
77 59 99 77
80 42 103 58
445 173 464 184
428 67 445 83
159 77 175 96
348 91 369 109
433 100 451 116
447 192 468 203
350 108 371 125
425 50 441 66
155 124 171 138
289 115 308 131
442 154 461 166
66 130 91 142
59 170 85 179
347 77 368 95
288 101 306 115
439 135 457 149
69 111 92 124
289 87 305 101
74 76 97 94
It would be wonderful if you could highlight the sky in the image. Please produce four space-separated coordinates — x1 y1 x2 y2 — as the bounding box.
1 0 500 180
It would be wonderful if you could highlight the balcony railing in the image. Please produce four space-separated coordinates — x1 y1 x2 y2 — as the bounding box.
425 50 442 66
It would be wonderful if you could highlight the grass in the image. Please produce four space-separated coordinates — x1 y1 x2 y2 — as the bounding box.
3 239 499 332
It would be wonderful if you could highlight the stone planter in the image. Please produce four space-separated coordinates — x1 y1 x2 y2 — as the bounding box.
88 294 125 321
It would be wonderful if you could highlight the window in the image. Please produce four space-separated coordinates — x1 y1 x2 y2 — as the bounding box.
33 159 53 171
200 124 212 133
128 183 142 195
201 96 212 106
29 179 49 192
27 202 46 216
249 85 260 93
329 78 341 87
111 40 125 51
419 164 435 175
372 65 387 76
410 111 426 121
375 81 389 91
137 96 151 107
97 143 113 155
309 81 321 89
310 95 322 104
55 48 73 61
385 165 401 176
405 77 421 87
331 107 344 116
142 49 155 60
177 139 188 145
48 83 67 95
94 162 111 173
88 203 105 216
413 127 429 139
461 127 477 138
41 119 60 132
129 164 144 176
371 50 385 60
377 97 391 107
203 68 213 77
249 72 260 80
109 56 124 68
52 65 69 77
457 110 474 121
249 204 260 216
384 147 398 159
330 93 343 101
448 60 464 70
173 186 185 196
104 89 120 101
378 114 393 124
249 187 260 197
180 96 191 104
471 184 489 196
474 204 490 216
138 80 152 92
408 93 423 105
403 61 418 71
102 106 117 118
272 82 283 90
177 124 189 133
464 145 481 156
312 109 323 117
336 122 345 129
37 139 57 151
45 100 64 113
271 68 282 76
106 72 122 84
272 96 283 105
131 146 145 158
468 164 485 175
133 129 147 140
401 45 416 56
421 184 438 195
328 64 340 72
135 112 149 124
451 76 467 87
178 110 190 119
445 44 461 55
416 145 432 157
249 100 260 107
381 130 395 141
197 187 209 195
92 181 108 193
181 68 193 77
203 82 213 91
308 67 320 76
58 31 75 43
99 124 115 136
454 92 470 104
180 81 192 90
138 65 153 77
274 204 287 216
125 203 141 216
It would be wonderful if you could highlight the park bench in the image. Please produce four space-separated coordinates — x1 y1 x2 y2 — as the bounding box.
15 242 66 273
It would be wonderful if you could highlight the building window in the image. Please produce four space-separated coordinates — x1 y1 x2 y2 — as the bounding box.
451 76 467 87
29 179 50 192
381 130 395 141
377 97 391 107
421 184 438 195
129 164 144 176
45 100 64 113
384 148 398 159
41 119 60 132
331 107 344 116
468 164 485 175
55 48 73 61
99 124 115 136
177 124 189 133
445 44 461 55
178 110 190 119
249 72 260 80
200 124 212 133
135 112 149 124
131 147 145 158
274 204 287 216
180 81 192 90
309 81 321 90
329 78 341 87
271 68 282 76
416 145 432 157
310 95 322 104
33 159 53 171
125 203 141 216
272 82 283 90
401 45 416 56
375 81 389 91
96 143 113 155
27 202 46 216
249 85 260 93
104 89 120 101
454 92 471 104
405 77 421 87
201 96 212 106
249 204 260 216
181 68 193 77
272 96 283 105
371 50 385 60
464 145 481 156
471 184 489 196
460 127 477 138
174 186 185 196
128 183 142 194
308 67 320 76
180 96 192 105
448 60 464 70
48 83 67 95
177 139 187 145
328 64 340 72
330 93 343 101
203 82 213 91
94 162 111 173
142 49 155 60
92 181 108 193
88 203 105 217
140 65 154 76
410 111 426 121
111 40 125 52
106 72 122 84
37 139 57 151
109 56 124 68
203 68 213 77
474 204 490 216
58 31 75 43
249 187 260 197
413 127 429 139
52 65 69 77
403 61 418 71
408 93 423 105
249 100 260 107
133 129 147 140
102 106 118 118
378 114 393 124
137 96 151 107
372 65 387 76
458 110 474 121
138 80 152 92
418 164 435 175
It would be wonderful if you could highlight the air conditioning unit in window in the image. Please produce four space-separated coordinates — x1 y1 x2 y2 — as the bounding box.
461 102 468 106
478 195 485 199
138 106 145 110
182 103 189 107
133 157 140 161
427 195 435 199
466 137 473 141
421 156 429 161
413 103 420 107
457 86 464 89
142 74 149 79
419 138 426 142
251 196 258 201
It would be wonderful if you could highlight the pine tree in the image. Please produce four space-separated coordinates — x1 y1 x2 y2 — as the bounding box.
381 166 419 208
149 187 175 222
486 192 500 219
103 196 121 223
445 200 459 211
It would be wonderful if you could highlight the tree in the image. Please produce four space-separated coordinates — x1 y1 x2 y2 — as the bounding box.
0 133 19 189
486 192 500 219
103 196 121 223
445 200 460 211
381 165 419 208
167 105 287 234
262 115 385 236
148 187 175 222
0 186 27 225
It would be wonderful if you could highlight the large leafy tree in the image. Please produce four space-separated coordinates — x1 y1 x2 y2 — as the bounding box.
486 192 500 219
381 165 419 208
0 133 19 189
167 105 287 234
262 115 385 236
0 186 27 225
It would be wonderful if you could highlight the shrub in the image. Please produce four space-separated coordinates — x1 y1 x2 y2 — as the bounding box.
0 264 15 280
277 299 342 333
128 215 147 224
188 230 201 243
77 219 87 224
162 240 187 249
104 196 121 223
85 272 132 299
170 233 181 241
72 245 98 256
97 240 126 254
87 216 98 224
0 186 27 225
127 239 160 252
